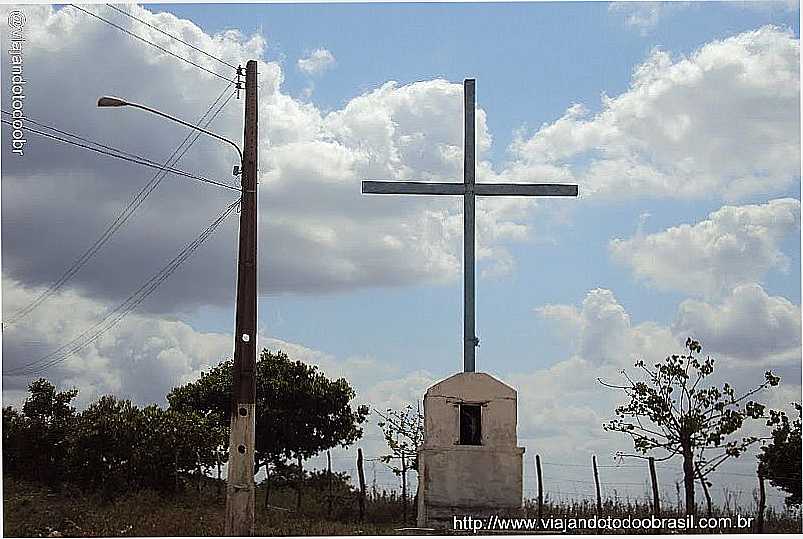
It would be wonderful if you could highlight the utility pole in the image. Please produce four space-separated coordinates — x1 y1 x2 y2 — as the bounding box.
225 59 258 536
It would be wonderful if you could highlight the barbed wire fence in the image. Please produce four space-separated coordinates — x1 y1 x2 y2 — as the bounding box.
319 446 795 516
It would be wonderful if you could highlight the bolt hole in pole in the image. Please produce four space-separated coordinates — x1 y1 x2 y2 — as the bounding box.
239 407 248 416
237 445 246 454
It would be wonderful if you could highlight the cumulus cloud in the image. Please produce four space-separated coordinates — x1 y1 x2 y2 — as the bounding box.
610 198 800 298
522 286 800 500
0 4 528 317
536 288 678 365
673 283 801 364
511 26 800 201
1 276 232 407
297 48 336 75
1 276 432 411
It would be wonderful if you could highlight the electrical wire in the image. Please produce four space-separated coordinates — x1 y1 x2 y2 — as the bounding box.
105 4 238 70
4 198 241 377
0 118 239 192
69 4 237 84
2 85 237 326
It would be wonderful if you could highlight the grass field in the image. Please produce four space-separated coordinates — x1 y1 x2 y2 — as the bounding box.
2 474 801 536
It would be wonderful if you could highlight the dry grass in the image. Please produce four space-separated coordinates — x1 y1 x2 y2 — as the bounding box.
3 475 800 536
1 476 397 537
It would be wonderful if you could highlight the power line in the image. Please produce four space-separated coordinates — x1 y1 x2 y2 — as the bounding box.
4 198 241 377
3 85 237 326
105 4 238 70
5 198 239 376
0 117 239 192
69 4 236 84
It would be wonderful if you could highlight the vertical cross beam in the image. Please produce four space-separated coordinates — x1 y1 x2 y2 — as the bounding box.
463 79 477 373
361 78 578 375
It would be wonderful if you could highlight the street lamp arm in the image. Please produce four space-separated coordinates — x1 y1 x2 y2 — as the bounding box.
98 96 243 164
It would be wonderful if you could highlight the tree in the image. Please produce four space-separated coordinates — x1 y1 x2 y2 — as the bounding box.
757 403 801 508
3 378 222 498
14 378 78 482
167 349 369 509
375 403 424 523
68 395 144 496
599 338 780 515
3 406 25 472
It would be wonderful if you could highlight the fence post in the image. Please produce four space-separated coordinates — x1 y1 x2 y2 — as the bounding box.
649 457 660 516
357 448 366 523
327 450 333 518
592 455 602 512
756 472 766 533
296 454 303 512
401 453 408 523
535 454 543 520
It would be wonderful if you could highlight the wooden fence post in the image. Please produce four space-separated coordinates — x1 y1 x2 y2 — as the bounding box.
401 453 408 523
327 450 333 518
756 472 766 533
357 448 366 523
592 455 602 512
535 454 543 520
296 454 303 512
649 457 660 516
217 453 222 499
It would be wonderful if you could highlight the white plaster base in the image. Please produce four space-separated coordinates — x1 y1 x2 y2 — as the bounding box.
417 444 525 528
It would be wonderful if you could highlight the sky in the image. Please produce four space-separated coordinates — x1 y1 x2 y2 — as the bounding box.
1 1 801 509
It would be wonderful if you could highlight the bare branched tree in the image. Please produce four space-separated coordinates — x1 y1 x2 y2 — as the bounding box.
374 404 424 523
599 338 781 515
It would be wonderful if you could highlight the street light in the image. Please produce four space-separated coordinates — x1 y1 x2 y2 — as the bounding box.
97 95 243 166
99 61 259 535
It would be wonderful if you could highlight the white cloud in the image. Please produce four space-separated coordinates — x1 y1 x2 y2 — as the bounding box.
536 288 678 366
0 5 530 314
522 286 800 502
610 198 800 298
297 48 336 75
1 276 432 412
1 276 232 407
610 2 798 35
608 2 681 34
673 283 801 364
511 26 800 201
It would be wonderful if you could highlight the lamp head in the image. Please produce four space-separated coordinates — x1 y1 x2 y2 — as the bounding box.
97 96 128 107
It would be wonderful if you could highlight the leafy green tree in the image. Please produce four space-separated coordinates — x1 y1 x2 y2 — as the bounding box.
167 349 369 508
2 406 25 472
13 378 78 482
68 395 143 496
375 404 424 523
599 338 780 515
757 403 801 508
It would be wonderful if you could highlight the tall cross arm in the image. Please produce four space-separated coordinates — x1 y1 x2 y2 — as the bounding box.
474 183 578 197
362 180 466 195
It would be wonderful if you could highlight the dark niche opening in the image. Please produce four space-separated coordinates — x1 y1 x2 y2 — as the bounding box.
459 404 482 445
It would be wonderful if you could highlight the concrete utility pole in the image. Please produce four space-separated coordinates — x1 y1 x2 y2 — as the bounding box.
225 59 258 536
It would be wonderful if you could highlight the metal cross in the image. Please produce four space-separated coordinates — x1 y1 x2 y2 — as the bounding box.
362 79 578 373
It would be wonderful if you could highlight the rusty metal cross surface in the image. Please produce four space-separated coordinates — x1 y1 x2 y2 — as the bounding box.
362 79 578 373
